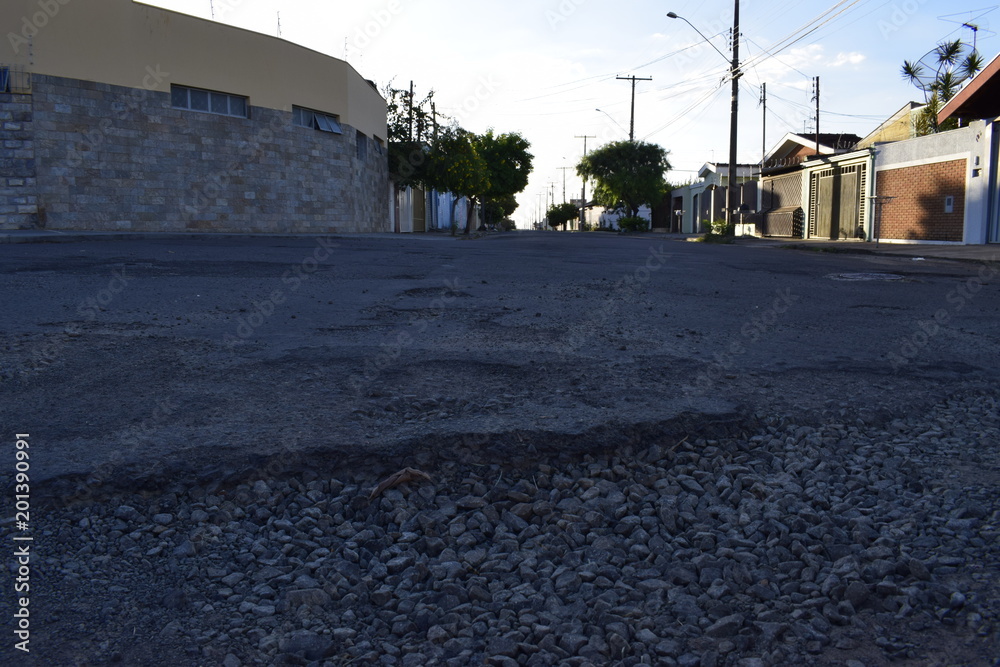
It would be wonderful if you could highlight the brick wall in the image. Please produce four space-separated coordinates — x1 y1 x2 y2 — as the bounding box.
0 92 37 229
875 159 966 242
24 74 389 233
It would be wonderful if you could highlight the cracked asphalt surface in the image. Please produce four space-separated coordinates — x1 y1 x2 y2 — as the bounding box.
0 232 997 497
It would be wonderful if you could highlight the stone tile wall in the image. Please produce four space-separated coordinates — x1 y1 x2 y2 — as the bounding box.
2 74 389 233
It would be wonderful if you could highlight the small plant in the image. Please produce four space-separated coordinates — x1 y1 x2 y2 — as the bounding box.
709 218 728 235
617 216 649 233
499 219 517 232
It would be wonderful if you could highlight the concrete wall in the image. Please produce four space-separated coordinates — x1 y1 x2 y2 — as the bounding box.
10 74 388 232
1 0 387 142
874 121 992 243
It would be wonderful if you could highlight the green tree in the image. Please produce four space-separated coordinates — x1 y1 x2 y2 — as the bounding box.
577 141 672 218
547 202 579 229
424 127 489 235
473 131 534 227
902 40 984 135
383 83 436 187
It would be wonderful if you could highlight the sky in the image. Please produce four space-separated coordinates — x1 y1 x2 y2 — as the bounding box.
147 0 1000 228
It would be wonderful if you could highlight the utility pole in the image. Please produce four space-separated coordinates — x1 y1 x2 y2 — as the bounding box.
761 83 767 169
575 135 596 228
277 12 282 37
408 80 415 143
726 0 741 233
558 167 572 203
616 75 652 142
813 76 820 156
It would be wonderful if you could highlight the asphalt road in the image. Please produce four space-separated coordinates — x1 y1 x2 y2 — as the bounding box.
1 232 998 498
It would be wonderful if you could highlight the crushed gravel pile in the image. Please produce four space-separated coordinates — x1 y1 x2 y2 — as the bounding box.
9 392 1000 666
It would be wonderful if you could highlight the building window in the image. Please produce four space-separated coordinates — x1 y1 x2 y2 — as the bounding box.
373 136 385 155
0 65 30 94
357 131 368 160
292 106 343 134
171 85 248 118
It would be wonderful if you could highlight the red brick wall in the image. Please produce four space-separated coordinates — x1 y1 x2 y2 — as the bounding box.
875 159 966 242
788 145 820 160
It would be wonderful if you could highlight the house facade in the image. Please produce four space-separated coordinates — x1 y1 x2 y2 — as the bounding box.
756 133 863 239
1 0 389 233
872 120 995 244
670 163 758 234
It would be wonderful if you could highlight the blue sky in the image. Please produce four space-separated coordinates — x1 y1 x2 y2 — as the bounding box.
148 0 999 227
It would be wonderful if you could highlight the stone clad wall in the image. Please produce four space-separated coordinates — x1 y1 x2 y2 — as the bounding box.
0 91 37 229
24 74 388 233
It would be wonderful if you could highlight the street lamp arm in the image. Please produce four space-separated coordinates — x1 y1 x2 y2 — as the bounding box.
667 12 731 63
595 108 628 137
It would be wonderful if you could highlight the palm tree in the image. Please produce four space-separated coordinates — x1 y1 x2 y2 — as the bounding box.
901 39 984 135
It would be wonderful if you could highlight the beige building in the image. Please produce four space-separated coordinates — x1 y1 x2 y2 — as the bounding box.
1 0 389 232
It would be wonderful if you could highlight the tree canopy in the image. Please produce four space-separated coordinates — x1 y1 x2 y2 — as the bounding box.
577 141 672 218
547 202 579 229
474 131 533 226
382 83 533 233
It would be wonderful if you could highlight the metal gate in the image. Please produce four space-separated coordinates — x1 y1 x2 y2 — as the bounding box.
412 188 426 233
809 164 867 240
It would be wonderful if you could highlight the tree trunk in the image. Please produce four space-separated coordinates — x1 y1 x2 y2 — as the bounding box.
449 196 458 236
464 197 477 236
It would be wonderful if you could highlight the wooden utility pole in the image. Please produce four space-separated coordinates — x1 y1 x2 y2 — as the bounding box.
616 75 652 142
408 80 415 143
575 135 596 228
813 77 820 155
726 0 741 232
761 83 767 168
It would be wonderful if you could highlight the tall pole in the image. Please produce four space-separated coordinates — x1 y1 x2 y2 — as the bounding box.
813 77 820 155
575 135 596 229
617 75 652 142
558 167 572 203
761 83 766 168
408 80 415 143
727 0 741 233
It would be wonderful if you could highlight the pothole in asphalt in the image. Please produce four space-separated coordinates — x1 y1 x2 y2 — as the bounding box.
827 272 905 281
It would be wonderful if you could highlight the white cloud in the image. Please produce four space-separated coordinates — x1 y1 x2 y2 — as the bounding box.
830 52 867 67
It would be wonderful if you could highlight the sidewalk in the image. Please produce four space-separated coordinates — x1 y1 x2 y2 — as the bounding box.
734 235 1000 264
0 229 464 244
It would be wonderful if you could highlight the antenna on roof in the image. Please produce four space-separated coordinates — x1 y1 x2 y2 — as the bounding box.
963 23 979 51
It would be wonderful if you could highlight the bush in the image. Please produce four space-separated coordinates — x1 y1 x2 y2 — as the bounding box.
500 219 517 232
617 216 649 233
709 218 728 235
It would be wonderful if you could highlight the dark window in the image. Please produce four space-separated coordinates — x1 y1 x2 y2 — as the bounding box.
292 105 343 134
0 67 10 94
210 92 229 115
189 89 209 112
357 132 368 160
170 86 187 108
171 85 248 118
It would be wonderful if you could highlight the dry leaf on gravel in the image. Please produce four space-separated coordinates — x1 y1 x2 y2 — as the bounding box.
368 467 432 501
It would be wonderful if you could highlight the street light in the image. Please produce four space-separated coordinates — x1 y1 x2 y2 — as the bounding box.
668 4 742 233
596 108 628 138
